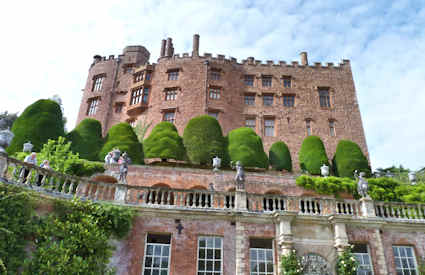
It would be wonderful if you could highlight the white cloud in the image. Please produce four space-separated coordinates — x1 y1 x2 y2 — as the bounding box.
1 0 424 170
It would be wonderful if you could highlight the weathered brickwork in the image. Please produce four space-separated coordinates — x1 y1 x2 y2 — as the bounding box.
76 34 368 170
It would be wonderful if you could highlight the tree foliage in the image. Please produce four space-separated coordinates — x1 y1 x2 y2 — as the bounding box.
99 123 144 164
269 141 292 171
298 136 329 175
67 118 103 161
334 140 370 178
144 122 186 161
183 116 226 165
37 137 80 174
7 99 65 154
227 127 268 169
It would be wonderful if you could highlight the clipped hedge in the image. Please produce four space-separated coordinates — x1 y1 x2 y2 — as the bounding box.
144 122 186 161
68 159 105 177
67 118 103 161
8 99 65 154
269 141 292 171
99 123 144 164
296 175 356 196
334 140 370 178
227 127 268 169
298 136 329 175
183 115 226 165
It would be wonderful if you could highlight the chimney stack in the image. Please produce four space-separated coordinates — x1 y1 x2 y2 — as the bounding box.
160 39 166 57
300 52 308 66
192 34 200 57
166 38 173 57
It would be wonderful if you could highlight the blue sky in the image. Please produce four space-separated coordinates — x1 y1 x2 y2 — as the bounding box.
1 0 424 170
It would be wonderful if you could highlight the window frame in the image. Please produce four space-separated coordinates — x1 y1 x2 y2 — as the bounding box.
263 94 274 106
329 120 336 136
167 70 179 81
264 118 275 137
209 88 221 100
283 95 295 107
245 118 256 130
261 76 272 87
352 244 374 275
249 239 275 275
282 76 291 88
210 70 221 81
142 233 172 275
244 75 254 86
130 87 143 105
115 103 124 113
392 245 419 274
196 236 223 275
92 74 105 92
87 98 99 116
244 94 255 106
134 72 144 82
163 111 175 123
165 89 177 101
306 119 312 136
319 88 331 108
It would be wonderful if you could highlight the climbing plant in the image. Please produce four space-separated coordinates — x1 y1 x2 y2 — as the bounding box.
336 246 358 275
281 250 303 275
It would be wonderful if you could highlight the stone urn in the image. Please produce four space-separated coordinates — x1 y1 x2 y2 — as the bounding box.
0 129 14 153
212 156 221 172
23 141 33 152
320 164 329 177
111 148 121 163
409 172 417 185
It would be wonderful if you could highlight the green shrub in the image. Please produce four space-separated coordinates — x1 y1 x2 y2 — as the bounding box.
334 140 370 178
269 141 292 171
144 122 185 161
8 99 65 154
68 159 105 177
182 116 226 165
99 123 144 164
67 118 103 161
367 177 406 202
295 175 356 196
227 127 268 169
298 136 329 175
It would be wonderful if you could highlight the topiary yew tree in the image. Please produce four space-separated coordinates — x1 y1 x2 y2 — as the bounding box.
227 127 269 169
7 99 65 154
182 115 226 165
66 118 103 161
334 140 370 178
298 135 329 175
144 122 186 161
269 141 292 171
99 123 144 164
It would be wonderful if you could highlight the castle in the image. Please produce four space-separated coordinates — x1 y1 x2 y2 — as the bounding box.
77 34 369 169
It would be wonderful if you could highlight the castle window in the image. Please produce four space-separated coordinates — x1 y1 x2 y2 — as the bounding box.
209 88 221 100
249 239 274 275
92 75 104 92
145 72 151 80
115 103 124 113
283 95 295 107
165 89 177 101
306 120 312 136
262 76 272 87
264 119 275 137
319 88 331 107
208 111 218 119
245 118 256 129
163 111 175 123
134 72 143 82
142 87 149 103
393 246 419 274
245 94 255 105
352 244 373 275
128 119 137 127
197 236 222 275
210 70 220 80
130 88 143 105
329 120 336 136
142 234 171 275
244 75 254 86
263 95 273 106
168 70 179 81
87 98 99 115
282 76 291 88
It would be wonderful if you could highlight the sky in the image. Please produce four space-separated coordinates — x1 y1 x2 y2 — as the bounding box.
1 0 424 170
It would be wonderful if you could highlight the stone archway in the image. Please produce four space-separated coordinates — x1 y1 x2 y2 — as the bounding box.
301 253 332 275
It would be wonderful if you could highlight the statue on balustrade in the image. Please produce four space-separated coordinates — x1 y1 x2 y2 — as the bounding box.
231 161 245 190
0 119 14 153
354 170 369 198
119 152 131 183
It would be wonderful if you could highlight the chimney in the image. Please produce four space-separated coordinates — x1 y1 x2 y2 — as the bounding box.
166 38 173 57
93 55 102 63
192 34 200 57
160 39 166 57
300 52 308 66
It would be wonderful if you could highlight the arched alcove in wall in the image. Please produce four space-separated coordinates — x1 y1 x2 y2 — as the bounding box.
147 183 174 205
301 253 331 275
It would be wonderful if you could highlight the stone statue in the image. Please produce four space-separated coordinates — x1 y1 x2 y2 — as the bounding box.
354 170 369 198
0 122 14 153
408 172 417 185
119 152 131 182
212 156 221 172
23 141 33 153
104 152 112 164
111 148 121 164
320 164 329 177
231 161 245 190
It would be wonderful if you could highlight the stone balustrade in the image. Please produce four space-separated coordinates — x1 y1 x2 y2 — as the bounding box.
1 153 425 223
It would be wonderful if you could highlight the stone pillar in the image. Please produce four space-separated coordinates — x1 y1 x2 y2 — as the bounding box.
274 213 296 275
360 197 376 217
0 153 8 178
192 34 200 57
114 183 128 203
372 228 388 274
235 221 247 275
333 222 349 255
235 190 247 210
160 39 166 57
300 52 308 66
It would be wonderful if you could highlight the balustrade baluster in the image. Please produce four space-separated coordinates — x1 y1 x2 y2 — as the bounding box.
94 184 100 200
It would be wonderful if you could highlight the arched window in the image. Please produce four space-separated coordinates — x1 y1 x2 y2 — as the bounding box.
301 253 331 275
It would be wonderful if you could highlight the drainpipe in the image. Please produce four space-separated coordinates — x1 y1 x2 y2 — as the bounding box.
204 60 209 113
